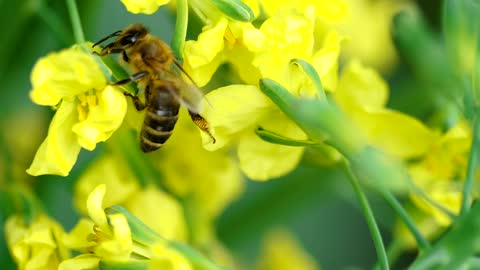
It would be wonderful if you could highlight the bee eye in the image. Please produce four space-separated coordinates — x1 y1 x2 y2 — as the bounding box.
119 33 139 46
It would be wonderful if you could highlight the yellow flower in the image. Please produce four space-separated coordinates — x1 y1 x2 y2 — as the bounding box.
334 60 435 159
183 17 265 87
189 7 342 180
74 154 140 214
120 0 169 14
335 0 410 73
62 184 194 270
5 214 70 270
408 121 473 226
255 228 319 270
74 155 188 241
27 45 127 176
60 184 133 269
126 185 188 241
260 0 347 22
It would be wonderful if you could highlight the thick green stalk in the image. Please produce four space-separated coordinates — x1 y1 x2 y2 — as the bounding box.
171 0 188 60
66 0 85 43
343 162 389 270
460 113 480 215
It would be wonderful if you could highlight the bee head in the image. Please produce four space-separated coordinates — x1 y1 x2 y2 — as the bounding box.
118 24 149 47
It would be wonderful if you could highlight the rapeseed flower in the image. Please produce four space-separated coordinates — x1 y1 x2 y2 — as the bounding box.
409 121 473 226
335 0 410 73
187 6 341 180
333 60 435 159
61 184 192 270
5 214 70 270
190 6 431 180
27 45 127 177
74 155 188 241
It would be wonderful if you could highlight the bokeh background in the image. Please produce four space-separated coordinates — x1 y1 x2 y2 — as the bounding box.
0 1 444 269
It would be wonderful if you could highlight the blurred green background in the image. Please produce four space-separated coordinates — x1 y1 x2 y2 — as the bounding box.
0 1 444 269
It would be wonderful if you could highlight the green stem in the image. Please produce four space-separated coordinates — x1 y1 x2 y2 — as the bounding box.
373 239 404 270
380 190 430 251
460 113 480 215
342 161 389 270
171 0 188 60
66 0 85 43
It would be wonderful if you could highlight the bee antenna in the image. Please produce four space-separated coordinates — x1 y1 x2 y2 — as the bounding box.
92 30 122 48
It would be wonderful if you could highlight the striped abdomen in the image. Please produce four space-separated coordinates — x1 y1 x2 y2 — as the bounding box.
140 84 180 152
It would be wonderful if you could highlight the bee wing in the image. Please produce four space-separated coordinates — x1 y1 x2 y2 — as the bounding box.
169 78 205 114
163 60 212 113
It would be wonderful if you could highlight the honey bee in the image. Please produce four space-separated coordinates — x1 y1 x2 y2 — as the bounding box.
92 24 215 152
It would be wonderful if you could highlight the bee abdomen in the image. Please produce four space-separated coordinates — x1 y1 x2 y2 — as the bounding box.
140 110 178 152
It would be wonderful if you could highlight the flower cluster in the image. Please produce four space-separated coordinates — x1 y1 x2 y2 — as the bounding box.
4 0 480 270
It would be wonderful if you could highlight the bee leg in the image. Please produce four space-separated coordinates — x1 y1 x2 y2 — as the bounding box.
189 111 216 144
122 51 129 62
92 30 122 48
111 71 149 86
123 92 146 111
93 47 124 57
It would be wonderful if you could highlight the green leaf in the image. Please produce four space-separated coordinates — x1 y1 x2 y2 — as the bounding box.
255 127 319 146
210 0 254 22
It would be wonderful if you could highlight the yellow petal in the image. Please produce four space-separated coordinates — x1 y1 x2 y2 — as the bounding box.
94 214 132 260
150 243 193 270
223 22 264 85
311 31 343 92
59 254 100 270
63 219 96 250
183 18 228 87
200 85 272 150
313 0 348 22
410 182 461 226
261 0 346 22
337 0 407 73
335 60 388 112
255 6 315 86
355 109 436 158
5 215 69 270
27 101 81 176
75 154 139 215
30 47 106 106
256 228 319 270
237 112 306 180
126 186 187 241
120 0 170 14
72 86 127 151
87 184 110 235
